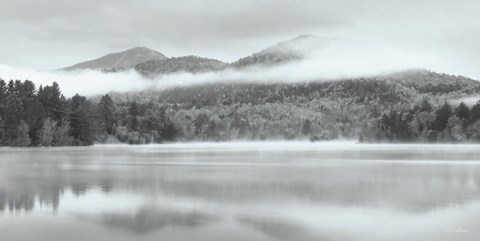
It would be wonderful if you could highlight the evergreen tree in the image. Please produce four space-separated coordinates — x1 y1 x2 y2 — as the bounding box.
0 117 5 145
7 80 15 94
38 82 66 122
128 101 139 131
455 102 470 120
0 79 6 116
4 93 24 144
98 94 115 134
163 120 178 141
301 119 312 136
471 101 480 122
194 113 209 138
69 99 98 145
418 98 433 113
433 102 452 131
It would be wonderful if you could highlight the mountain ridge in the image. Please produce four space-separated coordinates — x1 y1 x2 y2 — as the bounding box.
60 35 334 74
134 55 227 78
57 35 480 85
62 47 167 71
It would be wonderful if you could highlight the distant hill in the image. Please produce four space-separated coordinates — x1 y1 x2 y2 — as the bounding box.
107 69 480 109
98 69 480 142
62 47 167 71
231 34 333 68
383 69 480 95
134 56 227 78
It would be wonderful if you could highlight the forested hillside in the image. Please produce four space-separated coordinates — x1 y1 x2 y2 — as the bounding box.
231 34 330 68
134 56 227 78
70 35 332 76
1 70 480 146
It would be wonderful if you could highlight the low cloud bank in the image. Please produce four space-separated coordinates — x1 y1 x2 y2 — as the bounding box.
0 41 468 97
0 64 151 97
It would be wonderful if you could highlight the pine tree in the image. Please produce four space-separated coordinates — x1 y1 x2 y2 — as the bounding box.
471 101 480 122
0 79 7 116
4 93 24 144
455 102 470 120
301 119 312 136
69 100 98 145
98 94 115 134
128 101 139 131
433 102 452 131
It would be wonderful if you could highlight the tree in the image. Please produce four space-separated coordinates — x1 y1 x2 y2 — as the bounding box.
163 120 178 141
467 120 480 140
471 101 480 122
418 98 433 113
4 93 24 144
38 82 66 122
38 118 57 146
194 113 210 138
433 102 452 131
98 94 116 134
205 120 218 139
301 119 312 136
417 112 436 129
138 110 163 142
128 101 139 131
54 120 74 146
0 117 5 145
69 100 98 145
455 102 470 120
7 80 15 94
14 120 31 147
0 79 7 116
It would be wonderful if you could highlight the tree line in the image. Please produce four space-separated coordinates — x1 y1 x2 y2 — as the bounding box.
362 99 480 142
0 79 107 146
0 79 183 146
2 72 480 146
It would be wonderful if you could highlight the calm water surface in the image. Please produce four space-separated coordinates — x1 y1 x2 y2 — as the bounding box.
1 142 480 241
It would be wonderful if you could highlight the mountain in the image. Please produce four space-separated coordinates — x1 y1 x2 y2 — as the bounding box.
231 34 333 68
134 56 227 78
63 47 167 71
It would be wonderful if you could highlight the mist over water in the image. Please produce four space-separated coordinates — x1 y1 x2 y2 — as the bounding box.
1 142 480 241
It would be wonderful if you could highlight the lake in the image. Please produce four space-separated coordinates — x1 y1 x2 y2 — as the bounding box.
1 142 480 241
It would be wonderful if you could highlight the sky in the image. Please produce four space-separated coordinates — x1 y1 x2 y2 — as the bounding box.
0 0 479 72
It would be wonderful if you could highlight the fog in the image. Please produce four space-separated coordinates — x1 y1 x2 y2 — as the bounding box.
0 64 151 97
0 38 466 97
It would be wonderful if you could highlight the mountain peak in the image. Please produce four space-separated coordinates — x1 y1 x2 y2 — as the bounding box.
231 34 333 68
63 47 167 71
125 46 153 52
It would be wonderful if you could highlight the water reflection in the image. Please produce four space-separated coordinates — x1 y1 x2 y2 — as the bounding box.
94 208 216 234
1 143 480 240
237 216 306 240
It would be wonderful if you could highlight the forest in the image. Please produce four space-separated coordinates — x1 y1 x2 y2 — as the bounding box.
2 70 480 146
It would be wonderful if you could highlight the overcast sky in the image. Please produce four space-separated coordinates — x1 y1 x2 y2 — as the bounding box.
1 0 480 77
